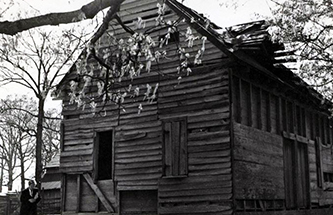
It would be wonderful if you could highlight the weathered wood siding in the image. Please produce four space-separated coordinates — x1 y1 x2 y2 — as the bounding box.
233 124 284 199
157 66 232 215
232 69 333 213
60 0 232 214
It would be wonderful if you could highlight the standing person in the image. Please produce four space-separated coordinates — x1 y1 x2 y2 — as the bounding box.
20 179 41 215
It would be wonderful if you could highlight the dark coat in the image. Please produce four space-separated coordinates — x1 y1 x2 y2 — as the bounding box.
20 188 41 215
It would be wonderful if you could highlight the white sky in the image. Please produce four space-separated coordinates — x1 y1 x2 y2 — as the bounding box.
16 0 274 26
0 0 274 192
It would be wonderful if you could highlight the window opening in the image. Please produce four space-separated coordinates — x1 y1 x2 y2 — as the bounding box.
95 130 113 180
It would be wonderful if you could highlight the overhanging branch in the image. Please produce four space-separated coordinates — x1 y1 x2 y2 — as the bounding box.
0 0 125 36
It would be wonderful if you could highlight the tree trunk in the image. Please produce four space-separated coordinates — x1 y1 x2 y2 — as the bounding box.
8 164 13 191
20 148 25 190
0 159 3 193
35 98 45 187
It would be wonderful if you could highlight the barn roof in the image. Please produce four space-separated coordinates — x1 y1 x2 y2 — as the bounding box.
165 0 332 111
55 0 332 111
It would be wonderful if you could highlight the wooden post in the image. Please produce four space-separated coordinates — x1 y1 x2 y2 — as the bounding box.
315 137 323 188
7 195 11 215
41 188 44 215
5 195 9 215
76 175 81 213
61 174 66 212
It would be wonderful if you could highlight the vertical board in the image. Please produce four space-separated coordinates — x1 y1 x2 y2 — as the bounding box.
64 174 77 212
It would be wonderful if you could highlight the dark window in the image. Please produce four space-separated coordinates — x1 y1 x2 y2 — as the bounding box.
309 113 315 139
283 139 310 209
301 108 306 136
162 118 187 177
324 172 333 182
94 130 113 180
286 101 294 133
281 99 287 131
252 85 261 129
296 106 302 135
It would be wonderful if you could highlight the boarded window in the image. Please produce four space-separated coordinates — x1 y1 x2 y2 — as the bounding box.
162 118 188 177
283 139 310 209
94 130 113 180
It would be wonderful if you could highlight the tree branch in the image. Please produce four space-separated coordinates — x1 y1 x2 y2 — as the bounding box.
0 0 124 36
90 0 124 45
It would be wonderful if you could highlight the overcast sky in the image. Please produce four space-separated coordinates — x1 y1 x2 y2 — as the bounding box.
6 0 274 26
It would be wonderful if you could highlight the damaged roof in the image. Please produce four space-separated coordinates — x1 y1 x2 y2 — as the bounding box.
165 0 332 111
56 0 332 111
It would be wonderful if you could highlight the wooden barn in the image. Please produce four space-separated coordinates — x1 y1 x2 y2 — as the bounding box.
55 0 333 214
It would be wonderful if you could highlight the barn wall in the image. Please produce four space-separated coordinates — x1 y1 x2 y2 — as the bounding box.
231 69 333 213
233 124 284 199
60 0 232 214
157 66 232 215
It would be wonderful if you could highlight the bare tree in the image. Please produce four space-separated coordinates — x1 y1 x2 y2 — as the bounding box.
42 108 61 165
0 96 35 191
268 0 333 100
0 26 88 184
0 95 60 191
